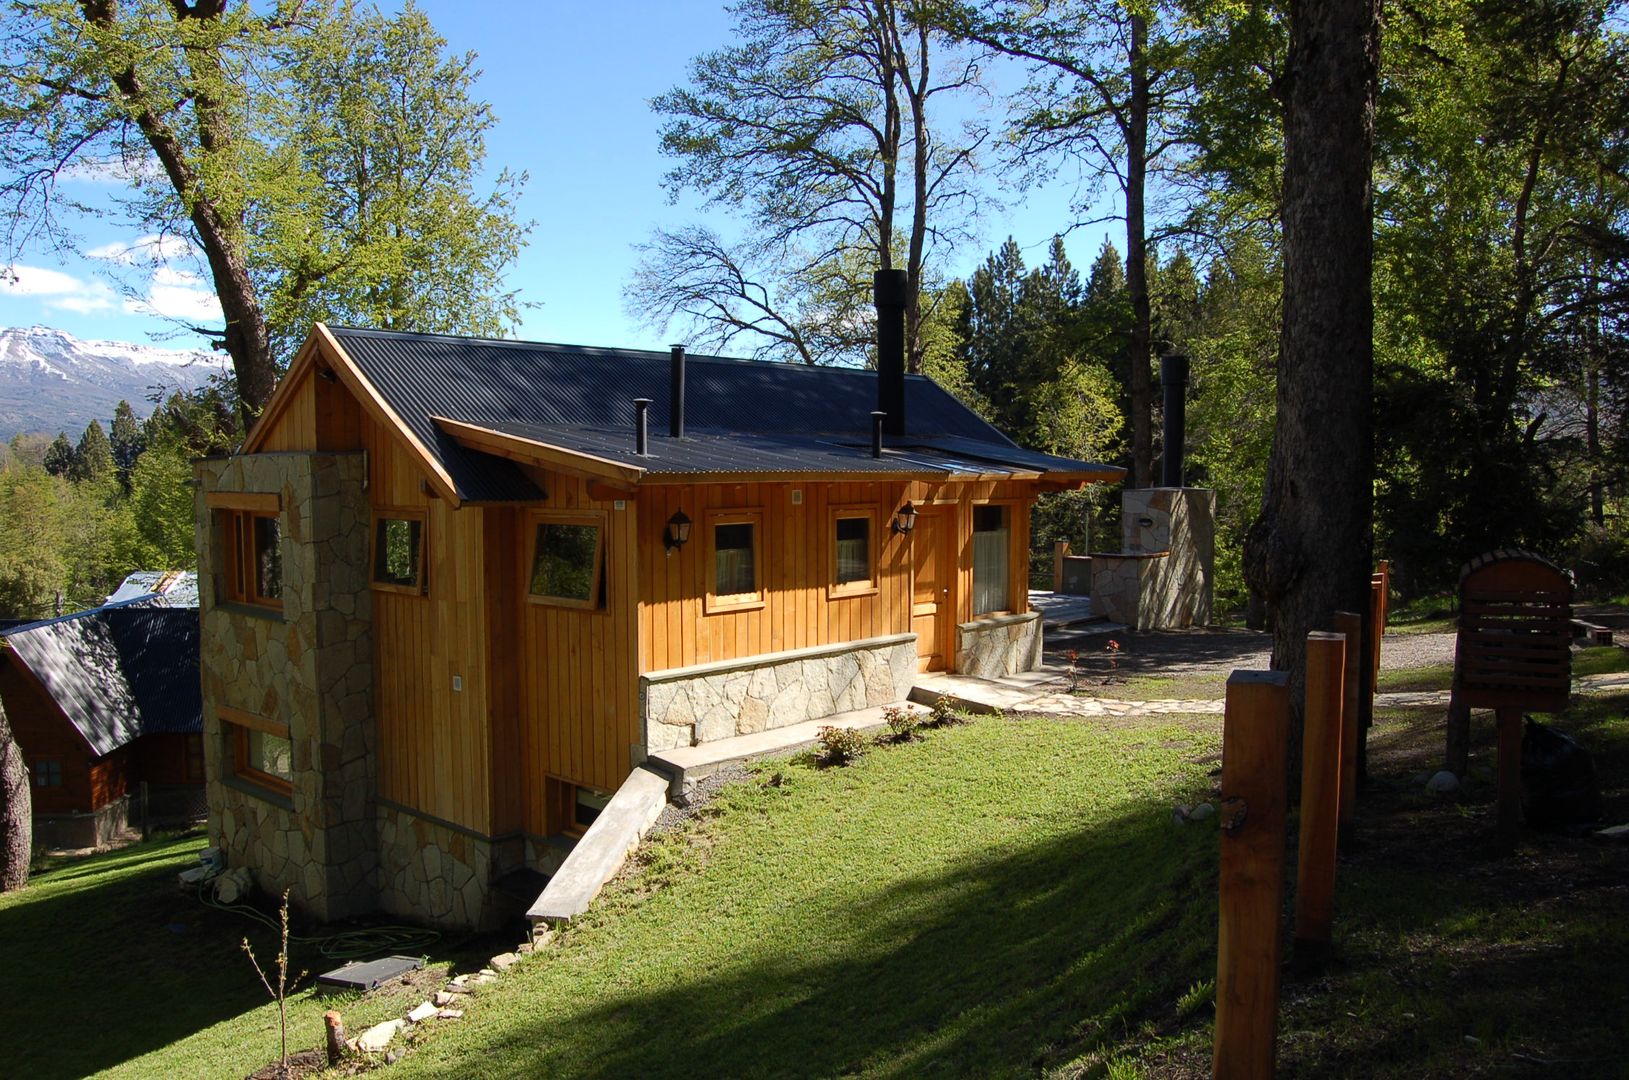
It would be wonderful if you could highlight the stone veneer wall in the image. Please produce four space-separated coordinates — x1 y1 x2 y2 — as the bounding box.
1090 488 1215 630
955 611 1044 679
196 452 377 922
641 633 917 753
376 803 506 931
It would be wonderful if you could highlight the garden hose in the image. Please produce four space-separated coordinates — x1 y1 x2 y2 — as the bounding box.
197 881 441 960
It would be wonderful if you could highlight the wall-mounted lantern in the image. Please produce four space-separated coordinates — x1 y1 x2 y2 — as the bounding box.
892 502 918 535
664 509 693 554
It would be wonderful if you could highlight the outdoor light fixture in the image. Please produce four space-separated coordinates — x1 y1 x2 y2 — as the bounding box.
664 509 693 554
892 502 918 535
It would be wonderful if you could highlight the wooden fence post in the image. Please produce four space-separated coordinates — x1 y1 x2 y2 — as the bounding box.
1497 706 1523 846
1295 632 1346 957
1214 670 1291 1080
1333 611 1362 837
1053 540 1070 593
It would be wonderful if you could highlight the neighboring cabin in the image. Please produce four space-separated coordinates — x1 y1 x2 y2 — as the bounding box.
196 276 1123 929
0 583 203 849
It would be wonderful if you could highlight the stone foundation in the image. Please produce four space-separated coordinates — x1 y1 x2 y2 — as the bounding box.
32 798 127 850
196 452 377 922
376 803 505 932
956 612 1043 679
641 633 917 752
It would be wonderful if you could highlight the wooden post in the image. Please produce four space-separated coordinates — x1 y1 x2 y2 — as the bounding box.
139 780 150 843
1295 632 1345 957
1214 670 1291 1080
1445 676 1470 778
1053 540 1069 593
1333 611 1362 835
1496 706 1523 845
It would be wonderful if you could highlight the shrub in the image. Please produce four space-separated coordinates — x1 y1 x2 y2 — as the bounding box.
926 693 961 727
815 725 867 765
881 704 920 742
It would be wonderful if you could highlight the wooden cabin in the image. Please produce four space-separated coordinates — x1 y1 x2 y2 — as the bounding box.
0 599 204 848
196 282 1123 929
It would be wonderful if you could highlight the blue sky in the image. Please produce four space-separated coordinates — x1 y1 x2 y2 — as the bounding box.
0 2 1114 356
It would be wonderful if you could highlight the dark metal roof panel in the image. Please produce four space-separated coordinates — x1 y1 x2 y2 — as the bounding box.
2 599 201 754
476 421 1031 478
326 327 1021 497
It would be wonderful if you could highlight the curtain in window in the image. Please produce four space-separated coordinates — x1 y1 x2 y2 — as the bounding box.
715 522 756 595
835 517 869 583
972 526 1010 614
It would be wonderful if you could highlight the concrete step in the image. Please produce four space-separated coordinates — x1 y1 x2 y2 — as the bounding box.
910 672 1046 713
645 700 907 797
525 766 670 927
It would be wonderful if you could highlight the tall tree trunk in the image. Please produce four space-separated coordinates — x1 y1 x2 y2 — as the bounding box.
904 19 931 374
0 698 31 892
1243 0 1380 777
1125 12 1153 488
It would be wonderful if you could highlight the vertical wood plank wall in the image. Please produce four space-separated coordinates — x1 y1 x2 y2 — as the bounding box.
637 477 1034 673
512 469 640 831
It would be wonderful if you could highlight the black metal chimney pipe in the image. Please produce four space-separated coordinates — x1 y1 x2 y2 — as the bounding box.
870 410 886 458
633 398 651 456
1160 353 1190 488
669 344 686 438
874 269 908 436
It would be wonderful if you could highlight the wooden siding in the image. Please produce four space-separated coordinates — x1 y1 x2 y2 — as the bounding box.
638 478 1035 673
363 414 498 834
511 469 641 827
256 371 317 452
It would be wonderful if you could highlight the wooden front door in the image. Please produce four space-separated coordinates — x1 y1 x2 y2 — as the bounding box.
912 507 952 671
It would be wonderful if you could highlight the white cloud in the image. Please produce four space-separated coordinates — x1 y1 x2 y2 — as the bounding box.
124 281 221 323
152 266 204 288
86 233 194 266
1 264 117 313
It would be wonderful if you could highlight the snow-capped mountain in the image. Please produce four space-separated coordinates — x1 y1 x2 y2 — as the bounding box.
0 325 229 439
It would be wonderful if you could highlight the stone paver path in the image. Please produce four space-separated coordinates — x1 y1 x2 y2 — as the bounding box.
959 667 1629 719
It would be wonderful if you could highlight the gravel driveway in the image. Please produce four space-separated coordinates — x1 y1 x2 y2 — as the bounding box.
1045 624 1457 680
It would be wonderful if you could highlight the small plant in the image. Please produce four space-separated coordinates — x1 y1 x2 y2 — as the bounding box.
1176 976 1215 1019
1066 648 1081 693
927 693 960 727
881 704 921 742
816 724 867 765
1105 639 1122 677
242 889 306 1078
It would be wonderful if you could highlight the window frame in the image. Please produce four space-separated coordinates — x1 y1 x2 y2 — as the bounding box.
970 501 1021 618
209 493 283 611
221 706 293 798
704 507 765 614
526 510 609 612
370 509 428 596
827 504 879 599
31 759 61 789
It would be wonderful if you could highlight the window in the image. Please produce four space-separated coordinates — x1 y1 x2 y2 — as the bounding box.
705 509 764 613
972 504 1011 615
372 512 426 593
222 708 293 797
528 514 606 610
31 760 61 788
219 507 282 609
829 507 877 597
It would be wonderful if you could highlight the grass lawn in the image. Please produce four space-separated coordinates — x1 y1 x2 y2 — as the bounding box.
0 832 495 1079
395 715 1225 1079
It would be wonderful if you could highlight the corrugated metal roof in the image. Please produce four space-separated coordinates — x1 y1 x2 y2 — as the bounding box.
465 421 1035 479
324 327 1105 501
2 599 201 755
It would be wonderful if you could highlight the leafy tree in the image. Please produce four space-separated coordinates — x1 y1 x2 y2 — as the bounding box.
250 1 529 362
69 420 115 485
1 0 527 413
948 0 1197 487
0 466 68 620
632 0 990 370
117 443 198 571
41 432 75 477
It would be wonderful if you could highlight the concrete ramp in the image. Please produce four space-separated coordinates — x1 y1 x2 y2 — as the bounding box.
525 765 671 927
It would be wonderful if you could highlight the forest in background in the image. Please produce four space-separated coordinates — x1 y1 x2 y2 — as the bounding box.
0 0 1624 623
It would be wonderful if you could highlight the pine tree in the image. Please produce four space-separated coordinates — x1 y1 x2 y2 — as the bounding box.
69 421 115 485
110 400 145 484
42 433 74 477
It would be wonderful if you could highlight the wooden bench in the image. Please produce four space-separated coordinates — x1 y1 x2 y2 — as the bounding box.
1446 549 1573 843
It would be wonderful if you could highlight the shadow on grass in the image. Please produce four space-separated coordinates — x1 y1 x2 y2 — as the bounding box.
414 796 1222 1080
